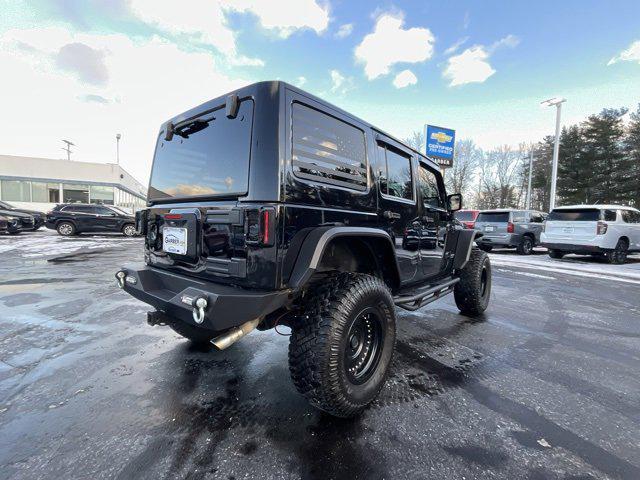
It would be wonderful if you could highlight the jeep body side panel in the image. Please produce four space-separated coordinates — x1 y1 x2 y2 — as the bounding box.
281 85 449 289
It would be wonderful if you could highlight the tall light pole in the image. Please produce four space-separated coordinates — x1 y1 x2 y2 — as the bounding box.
541 97 566 211
526 147 534 210
116 133 122 165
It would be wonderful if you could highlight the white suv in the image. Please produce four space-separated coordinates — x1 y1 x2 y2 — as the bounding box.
541 205 640 264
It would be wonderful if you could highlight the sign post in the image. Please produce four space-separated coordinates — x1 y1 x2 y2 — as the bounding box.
425 125 455 174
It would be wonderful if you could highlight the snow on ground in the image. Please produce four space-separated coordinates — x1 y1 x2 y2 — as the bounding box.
488 248 640 285
0 229 140 259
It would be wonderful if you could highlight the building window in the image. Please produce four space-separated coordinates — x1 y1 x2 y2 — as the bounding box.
63 184 89 203
90 185 114 205
32 182 61 203
1 180 31 202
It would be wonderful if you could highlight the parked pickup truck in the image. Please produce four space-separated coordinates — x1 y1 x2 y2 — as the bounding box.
474 209 546 255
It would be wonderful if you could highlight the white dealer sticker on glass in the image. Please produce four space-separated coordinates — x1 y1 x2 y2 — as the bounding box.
163 227 188 255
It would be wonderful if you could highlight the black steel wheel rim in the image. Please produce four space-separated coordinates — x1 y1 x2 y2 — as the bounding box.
524 238 532 253
344 307 384 385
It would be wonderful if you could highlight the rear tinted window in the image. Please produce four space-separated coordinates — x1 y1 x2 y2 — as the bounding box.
511 211 526 222
148 99 254 200
476 212 509 223
547 209 600 221
455 211 475 221
621 210 640 223
291 103 367 191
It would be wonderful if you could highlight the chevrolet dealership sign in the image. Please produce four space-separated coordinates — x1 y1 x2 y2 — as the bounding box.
425 125 455 167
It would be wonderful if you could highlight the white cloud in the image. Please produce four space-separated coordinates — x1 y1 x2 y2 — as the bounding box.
608 40 640 65
329 69 353 95
443 46 495 87
392 69 417 88
491 34 520 52
354 13 435 79
295 76 307 87
335 23 353 39
130 0 329 61
443 35 519 87
330 69 345 92
444 36 469 56
226 0 330 38
0 27 250 184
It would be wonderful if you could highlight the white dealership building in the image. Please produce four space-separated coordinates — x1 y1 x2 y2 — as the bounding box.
0 154 147 213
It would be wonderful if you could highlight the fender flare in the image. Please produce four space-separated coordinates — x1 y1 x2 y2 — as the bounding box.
286 226 401 289
453 229 482 270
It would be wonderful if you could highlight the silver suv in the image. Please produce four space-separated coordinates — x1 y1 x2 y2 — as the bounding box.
475 209 546 255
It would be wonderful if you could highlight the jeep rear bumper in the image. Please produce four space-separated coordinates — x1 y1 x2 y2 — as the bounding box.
117 264 291 333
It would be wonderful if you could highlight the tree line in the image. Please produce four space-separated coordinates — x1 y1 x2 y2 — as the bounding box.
405 104 640 211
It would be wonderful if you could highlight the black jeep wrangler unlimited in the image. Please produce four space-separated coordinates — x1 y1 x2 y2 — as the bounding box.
117 81 490 417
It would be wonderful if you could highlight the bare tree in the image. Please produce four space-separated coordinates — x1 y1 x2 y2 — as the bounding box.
403 130 425 153
445 139 481 201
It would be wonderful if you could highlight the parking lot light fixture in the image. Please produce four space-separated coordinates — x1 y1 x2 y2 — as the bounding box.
541 97 566 211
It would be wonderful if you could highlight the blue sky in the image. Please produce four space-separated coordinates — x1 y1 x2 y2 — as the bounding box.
1 0 639 183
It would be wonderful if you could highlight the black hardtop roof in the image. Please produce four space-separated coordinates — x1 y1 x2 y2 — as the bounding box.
162 80 440 171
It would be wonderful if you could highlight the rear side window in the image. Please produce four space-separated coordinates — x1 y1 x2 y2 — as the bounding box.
547 209 600 221
291 103 367 191
477 212 509 223
621 210 640 223
511 211 526 222
378 144 413 200
603 210 617 222
530 212 544 223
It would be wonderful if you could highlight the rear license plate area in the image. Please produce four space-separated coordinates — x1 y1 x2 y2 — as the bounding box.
163 227 188 255
485 226 495 232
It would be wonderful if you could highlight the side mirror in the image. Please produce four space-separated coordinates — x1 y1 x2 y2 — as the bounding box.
447 193 462 212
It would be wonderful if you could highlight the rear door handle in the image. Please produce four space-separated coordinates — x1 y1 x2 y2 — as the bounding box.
383 211 401 220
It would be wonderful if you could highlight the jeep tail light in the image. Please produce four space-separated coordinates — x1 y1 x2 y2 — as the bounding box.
246 207 276 246
597 221 608 235
507 222 514 233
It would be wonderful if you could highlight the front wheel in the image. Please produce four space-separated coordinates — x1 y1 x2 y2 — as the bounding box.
548 249 564 259
454 249 491 316
122 224 137 237
57 221 76 236
288 273 396 417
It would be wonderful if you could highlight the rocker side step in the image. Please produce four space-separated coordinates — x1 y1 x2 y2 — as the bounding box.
393 277 459 312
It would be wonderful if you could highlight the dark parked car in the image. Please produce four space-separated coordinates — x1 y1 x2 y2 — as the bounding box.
45 204 137 236
0 200 45 230
117 81 491 417
0 214 22 234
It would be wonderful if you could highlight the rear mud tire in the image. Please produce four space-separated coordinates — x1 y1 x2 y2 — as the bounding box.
454 249 491 317
288 273 396 418
168 321 216 344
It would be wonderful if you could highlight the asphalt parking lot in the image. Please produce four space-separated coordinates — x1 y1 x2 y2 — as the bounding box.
1 231 639 480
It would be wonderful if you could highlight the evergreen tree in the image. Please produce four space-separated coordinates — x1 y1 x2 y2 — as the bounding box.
623 104 640 207
531 136 553 211
557 125 587 204
580 108 627 204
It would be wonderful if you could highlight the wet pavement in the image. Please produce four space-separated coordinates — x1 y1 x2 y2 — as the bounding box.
1 231 639 479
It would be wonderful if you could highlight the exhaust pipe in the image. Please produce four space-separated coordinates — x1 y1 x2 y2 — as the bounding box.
210 318 261 350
